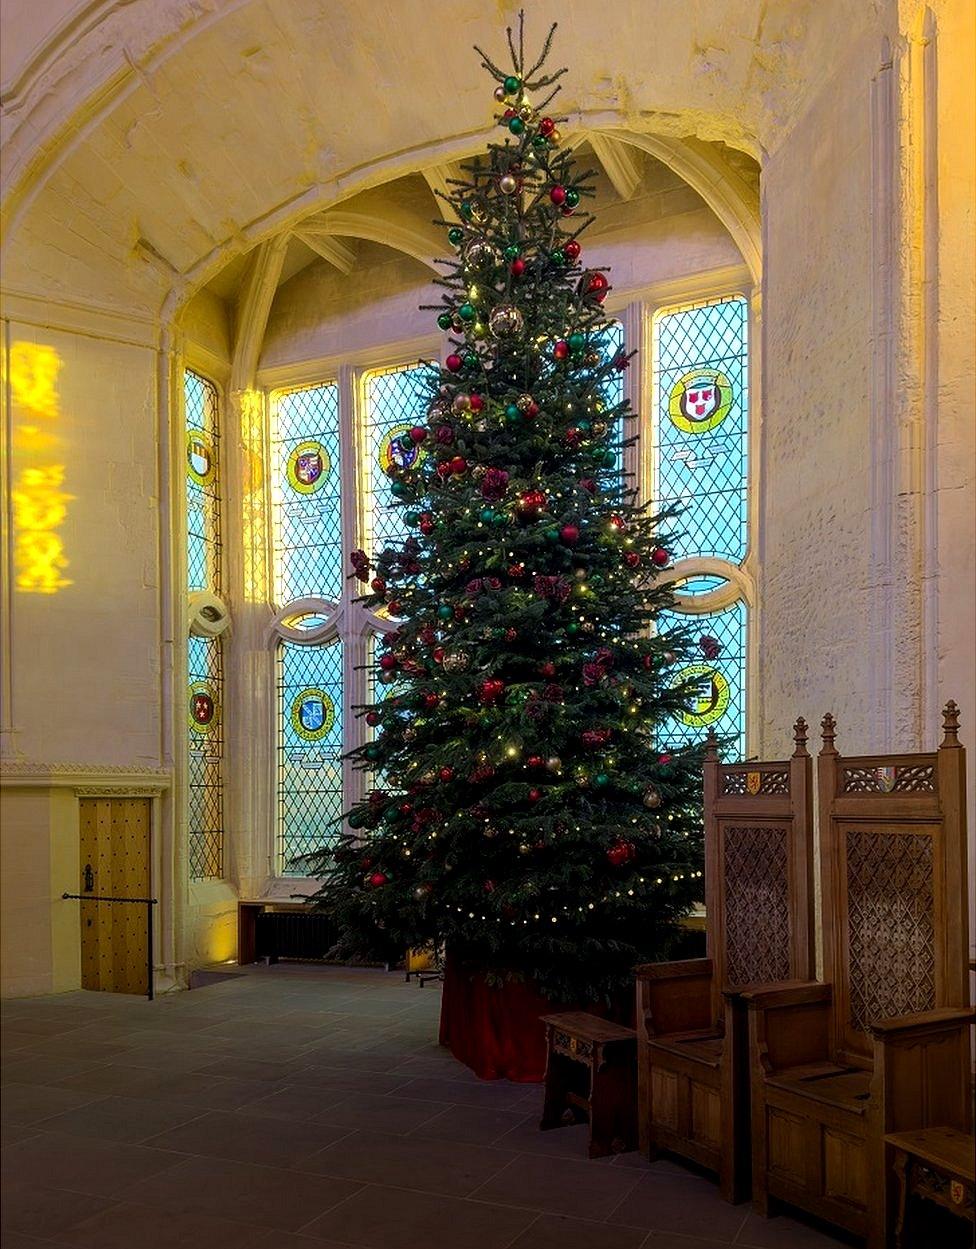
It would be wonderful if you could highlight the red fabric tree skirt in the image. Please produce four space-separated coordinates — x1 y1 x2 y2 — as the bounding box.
438 957 554 1081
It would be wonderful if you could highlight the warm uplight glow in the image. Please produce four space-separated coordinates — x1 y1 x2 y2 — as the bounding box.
10 343 73 593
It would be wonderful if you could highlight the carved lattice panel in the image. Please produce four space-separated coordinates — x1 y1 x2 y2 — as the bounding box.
723 825 792 986
845 829 936 1032
722 769 790 797
841 764 936 794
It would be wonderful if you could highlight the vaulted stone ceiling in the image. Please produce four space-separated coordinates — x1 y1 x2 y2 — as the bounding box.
0 0 871 319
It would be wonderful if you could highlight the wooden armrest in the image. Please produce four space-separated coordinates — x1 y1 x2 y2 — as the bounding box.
868 1007 976 1037
739 980 831 1009
635 957 713 981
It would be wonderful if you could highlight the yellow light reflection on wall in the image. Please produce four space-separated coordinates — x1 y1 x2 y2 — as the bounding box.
9 343 73 593
240 388 268 603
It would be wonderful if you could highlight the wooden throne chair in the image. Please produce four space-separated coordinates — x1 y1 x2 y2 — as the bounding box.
636 718 815 1203
744 703 972 1249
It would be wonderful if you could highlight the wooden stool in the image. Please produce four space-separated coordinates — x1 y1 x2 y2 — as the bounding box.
539 1012 637 1158
885 1127 975 1249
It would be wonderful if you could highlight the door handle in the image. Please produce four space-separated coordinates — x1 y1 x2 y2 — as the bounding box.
83 863 94 892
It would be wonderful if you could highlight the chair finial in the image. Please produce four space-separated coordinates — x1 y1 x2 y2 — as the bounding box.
940 700 961 748
792 716 809 757
820 713 837 755
704 728 719 761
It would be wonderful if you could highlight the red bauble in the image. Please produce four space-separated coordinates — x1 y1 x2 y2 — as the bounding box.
371 577 387 594
584 271 610 302
651 547 670 567
436 461 452 479
409 425 428 443
423 692 440 709
399 801 413 815
528 788 542 803
367 871 389 888
538 661 556 678
435 424 455 444
606 841 635 867
518 488 547 517
387 600 403 616
505 627 517 642
433 646 445 663
609 514 626 530
365 711 381 727
478 678 506 705
469 394 484 412
503 107 516 119
439 766 454 783
508 563 525 578
379 654 398 671
658 753 672 765
559 524 580 546
484 879 496 893
549 185 567 205
511 258 526 277
539 116 556 136
564 239 581 260
525 401 539 418
449 455 468 475
445 353 463 372
527 755 545 769
624 551 641 569
419 520 435 535
553 339 570 361
579 477 596 494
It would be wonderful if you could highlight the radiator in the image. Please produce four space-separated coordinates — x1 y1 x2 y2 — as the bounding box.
254 910 340 962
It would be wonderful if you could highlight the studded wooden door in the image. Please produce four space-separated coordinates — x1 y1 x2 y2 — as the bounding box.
78 797 151 995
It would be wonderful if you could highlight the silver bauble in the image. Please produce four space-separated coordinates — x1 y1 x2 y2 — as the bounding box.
428 401 450 422
493 85 506 102
463 238 500 269
451 393 472 414
546 755 562 773
498 173 519 196
643 787 662 810
489 304 524 338
516 392 534 412
442 650 470 673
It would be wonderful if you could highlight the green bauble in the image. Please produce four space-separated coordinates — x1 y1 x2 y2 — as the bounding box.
480 508 496 523
464 352 479 369
348 809 364 829
384 804 399 821
448 226 464 245
566 622 580 636
577 419 591 433
565 187 581 208
390 481 410 499
568 331 586 352
593 772 609 788
503 75 521 95
437 312 453 330
458 303 476 322
508 117 525 135
550 249 566 266
602 451 617 468
492 511 508 526
532 134 549 150
544 526 560 541
505 404 521 423
459 202 474 221
504 244 521 260
365 743 382 761
590 574 604 587
436 604 453 621
404 511 420 526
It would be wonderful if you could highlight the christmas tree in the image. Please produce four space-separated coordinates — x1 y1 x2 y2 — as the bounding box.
310 17 705 1004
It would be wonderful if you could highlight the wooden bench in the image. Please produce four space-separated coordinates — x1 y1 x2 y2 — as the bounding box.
539 1012 637 1158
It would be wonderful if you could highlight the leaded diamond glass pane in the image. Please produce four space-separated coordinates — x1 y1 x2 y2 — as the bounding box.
673 574 727 597
277 639 343 875
185 371 221 592
271 384 341 604
596 322 626 466
187 633 223 880
657 600 746 759
363 365 431 555
652 298 748 561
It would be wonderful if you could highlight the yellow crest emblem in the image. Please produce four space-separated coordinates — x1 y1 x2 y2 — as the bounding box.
746 771 761 795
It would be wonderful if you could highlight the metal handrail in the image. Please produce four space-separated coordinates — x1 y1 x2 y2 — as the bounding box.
62 892 158 1000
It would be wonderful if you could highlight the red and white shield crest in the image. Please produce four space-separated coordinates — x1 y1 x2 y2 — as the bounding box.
682 379 719 421
874 766 896 793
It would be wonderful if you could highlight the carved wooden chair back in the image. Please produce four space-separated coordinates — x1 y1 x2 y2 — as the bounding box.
817 702 969 1069
703 718 815 1026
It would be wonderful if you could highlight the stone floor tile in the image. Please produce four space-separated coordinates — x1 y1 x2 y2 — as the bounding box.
507 1212 649 1248
125 1154 362 1232
0 1083 102 1127
143 1107 352 1165
315 1092 450 1135
608 1174 749 1241
304 1129 517 1197
493 1115 618 1162
407 1103 528 1146
300 1184 536 1249
35 1094 207 1144
59 1201 271 1249
735 1209 852 1248
472 1153 643 1221
1 1131 185 1198
392 1074 536 1111
0 1179 117 1240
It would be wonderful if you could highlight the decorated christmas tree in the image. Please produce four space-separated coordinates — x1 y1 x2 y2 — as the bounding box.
310 18 705 1005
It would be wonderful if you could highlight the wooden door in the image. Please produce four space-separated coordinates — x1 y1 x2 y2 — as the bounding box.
78 797 151 995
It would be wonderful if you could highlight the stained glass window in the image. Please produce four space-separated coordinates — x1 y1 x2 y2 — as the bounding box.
187 633 224 880
277 638 344 875
652 297 748 562
185 371 221 592
362 365 431 554
271 383 341 605
657 599 746 758
672 574 728 598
